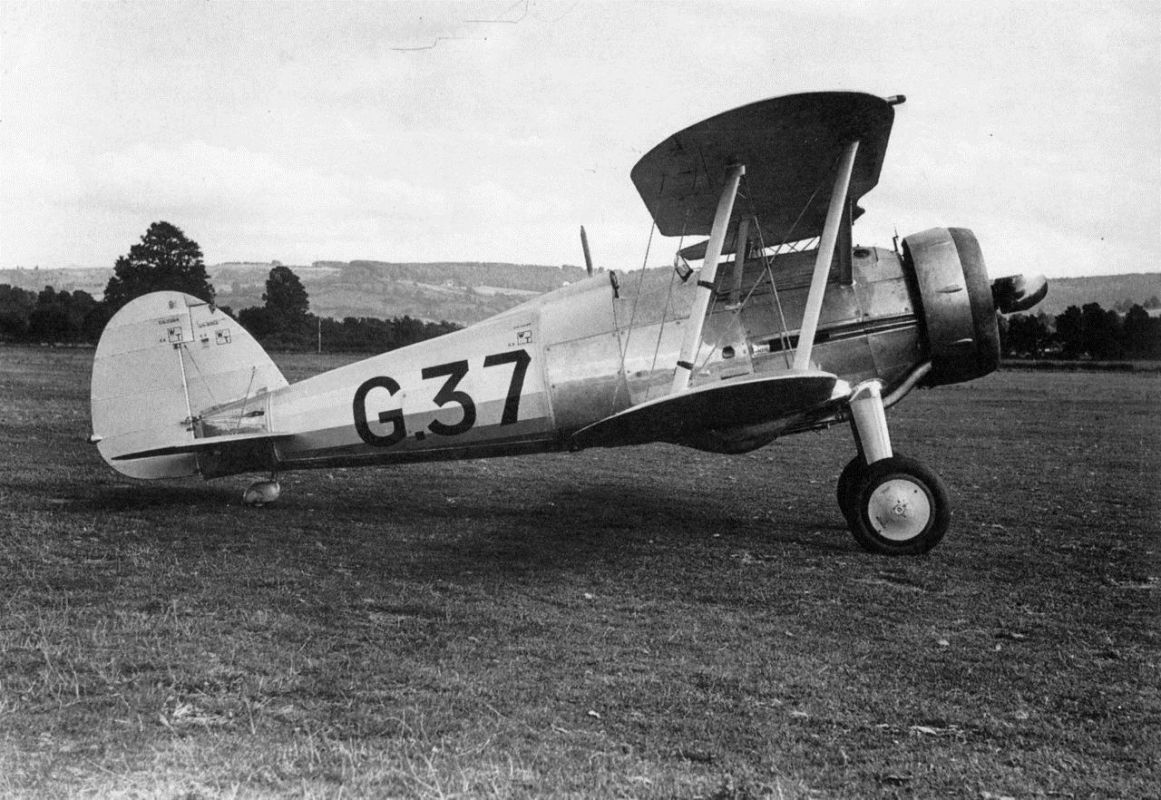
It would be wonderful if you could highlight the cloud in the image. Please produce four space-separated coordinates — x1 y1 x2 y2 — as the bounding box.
3 140 454 264
2 2 1157 276
13 136 594 264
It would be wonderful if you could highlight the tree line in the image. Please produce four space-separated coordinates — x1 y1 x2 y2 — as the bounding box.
3 221 1160 360
335 260 589 292
0 222 461 352
0 284 109 344
1000 303 1161 360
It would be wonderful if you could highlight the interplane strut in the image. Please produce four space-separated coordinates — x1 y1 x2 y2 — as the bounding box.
671 164 745 394
793 141 859 371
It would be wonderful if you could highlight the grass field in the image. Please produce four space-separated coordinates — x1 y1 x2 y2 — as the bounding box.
0 346 1157 799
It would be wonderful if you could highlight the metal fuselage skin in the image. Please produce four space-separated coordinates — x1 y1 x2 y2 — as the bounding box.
197 238 981 479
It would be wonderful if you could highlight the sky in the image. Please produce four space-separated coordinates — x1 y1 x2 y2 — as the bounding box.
1 0 1158 278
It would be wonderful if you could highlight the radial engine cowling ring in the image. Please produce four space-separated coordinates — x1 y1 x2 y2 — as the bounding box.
903 227 1001 386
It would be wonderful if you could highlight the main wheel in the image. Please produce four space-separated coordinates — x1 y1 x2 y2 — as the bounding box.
836 456 866 525
837 453 910 525
846 456 950 555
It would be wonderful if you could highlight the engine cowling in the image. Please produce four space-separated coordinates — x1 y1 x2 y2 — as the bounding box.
903 227 1001 386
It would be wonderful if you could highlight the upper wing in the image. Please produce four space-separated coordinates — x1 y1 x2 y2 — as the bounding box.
570 371 840 450
630 92 896 244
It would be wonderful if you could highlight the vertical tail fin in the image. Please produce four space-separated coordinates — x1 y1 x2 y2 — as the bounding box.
90 291 288 479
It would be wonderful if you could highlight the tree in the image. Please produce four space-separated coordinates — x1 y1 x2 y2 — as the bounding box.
1055 305 1084 358
103 221 215 312
234 266 314 349
20 286 98 343
1123 304 1161 359
235 306 277 341
262 265 310 318
1081 302 1122 360
0 284 36 339
27 302 71 342
1002 313 1051 357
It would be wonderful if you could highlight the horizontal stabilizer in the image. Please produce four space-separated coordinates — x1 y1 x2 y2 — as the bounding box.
571 371 839 450
111 431 292 462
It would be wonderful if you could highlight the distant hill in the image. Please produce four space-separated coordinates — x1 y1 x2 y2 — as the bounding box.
211 261 592 324
1029 273 1161 318
0 261 591 325
0 267 110 300
2 263 1158 326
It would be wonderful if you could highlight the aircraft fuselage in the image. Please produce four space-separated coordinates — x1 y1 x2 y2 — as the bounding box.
195 235 983 478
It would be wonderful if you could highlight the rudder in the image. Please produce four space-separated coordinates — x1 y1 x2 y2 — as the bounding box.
90 292 288 479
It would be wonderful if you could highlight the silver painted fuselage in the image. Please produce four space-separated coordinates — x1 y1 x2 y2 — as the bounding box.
196 245 923 477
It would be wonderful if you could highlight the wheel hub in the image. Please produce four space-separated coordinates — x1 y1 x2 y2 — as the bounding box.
867 478 932 541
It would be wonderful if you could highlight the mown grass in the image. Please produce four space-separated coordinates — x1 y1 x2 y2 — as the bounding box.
0 346 1157 798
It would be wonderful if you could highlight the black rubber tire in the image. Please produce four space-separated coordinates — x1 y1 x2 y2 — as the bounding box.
836 456 866 525
837 452 911 525
847 455 950 555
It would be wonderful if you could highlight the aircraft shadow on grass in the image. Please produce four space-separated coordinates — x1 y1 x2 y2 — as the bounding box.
79 483 238 512
74 477 851 578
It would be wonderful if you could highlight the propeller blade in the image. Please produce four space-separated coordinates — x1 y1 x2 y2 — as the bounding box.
992 274 1048 313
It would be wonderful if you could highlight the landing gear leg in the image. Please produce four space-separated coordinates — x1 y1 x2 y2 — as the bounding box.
839 382 950 554
243 473 282 507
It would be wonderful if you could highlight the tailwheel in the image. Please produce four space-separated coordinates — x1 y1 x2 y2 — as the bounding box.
243 478 281 507
843 455 950 555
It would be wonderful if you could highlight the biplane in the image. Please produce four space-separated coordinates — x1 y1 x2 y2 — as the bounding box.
90 92 1046 555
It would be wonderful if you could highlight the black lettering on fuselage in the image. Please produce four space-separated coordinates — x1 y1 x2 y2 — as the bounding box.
351 349 530 447
353 376 406 446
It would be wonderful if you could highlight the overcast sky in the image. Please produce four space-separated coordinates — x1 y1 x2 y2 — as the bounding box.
2 1 1157 278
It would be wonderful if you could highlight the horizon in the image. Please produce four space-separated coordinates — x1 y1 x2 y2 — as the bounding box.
3 1 1158 280
4 258 1159 284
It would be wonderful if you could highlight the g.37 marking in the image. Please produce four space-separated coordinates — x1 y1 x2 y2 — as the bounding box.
353 349 531 447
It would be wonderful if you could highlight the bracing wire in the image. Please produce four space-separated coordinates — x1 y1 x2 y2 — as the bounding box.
648 266 679 376
178 303 262 433
754 227 794 368
617 221 656 361
233 366 259 432
648 216 690 378
610 221 657 410
735 165 837 368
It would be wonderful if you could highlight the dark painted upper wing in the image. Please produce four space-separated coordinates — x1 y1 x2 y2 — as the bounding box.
631 92 896 244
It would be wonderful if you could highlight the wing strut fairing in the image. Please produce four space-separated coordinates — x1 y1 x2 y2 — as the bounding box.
670 163 745 394
792 140 859 371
